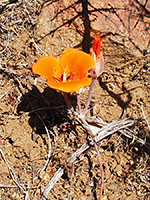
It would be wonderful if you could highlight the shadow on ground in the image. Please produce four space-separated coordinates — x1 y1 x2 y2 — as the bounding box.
17 85 77 134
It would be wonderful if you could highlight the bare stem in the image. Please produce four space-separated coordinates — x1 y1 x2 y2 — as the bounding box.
62 92 77 117
82 79 96 116
62 92 72 108
76 94 81 113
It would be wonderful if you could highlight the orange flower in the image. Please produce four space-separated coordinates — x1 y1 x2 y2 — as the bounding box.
89 35 104 79
32 49 95 93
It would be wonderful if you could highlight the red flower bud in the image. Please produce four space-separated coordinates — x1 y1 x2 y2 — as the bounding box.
89 35 104 79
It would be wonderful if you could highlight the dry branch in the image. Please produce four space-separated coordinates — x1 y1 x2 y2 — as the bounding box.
68 118 135 163
41 117 135 199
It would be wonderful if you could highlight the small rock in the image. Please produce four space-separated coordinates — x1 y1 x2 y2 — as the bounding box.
134 147 139 152
39 171 50 183
85 187 91 195
0 102 8 111
36 189 41 196
40 185 45 194
63 184 70 189
80 196 87 200
39 171 45 179
10 192 20 200
102 196 108 200
116 166 122 177
130 160 134 165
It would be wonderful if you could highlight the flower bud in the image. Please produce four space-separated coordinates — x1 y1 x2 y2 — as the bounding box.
89 35 104 79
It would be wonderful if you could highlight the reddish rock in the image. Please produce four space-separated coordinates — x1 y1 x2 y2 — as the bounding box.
35 0 150 56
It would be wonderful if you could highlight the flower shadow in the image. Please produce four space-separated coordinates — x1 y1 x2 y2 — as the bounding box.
17 85 77 135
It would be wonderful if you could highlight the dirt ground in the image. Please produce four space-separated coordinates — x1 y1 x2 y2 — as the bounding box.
0 0 150 200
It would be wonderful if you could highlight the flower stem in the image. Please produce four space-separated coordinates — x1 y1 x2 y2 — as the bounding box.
62 92 72 108
82 79 96 116
62 92 77 116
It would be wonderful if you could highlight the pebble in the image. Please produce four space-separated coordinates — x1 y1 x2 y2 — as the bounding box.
10 193 20 200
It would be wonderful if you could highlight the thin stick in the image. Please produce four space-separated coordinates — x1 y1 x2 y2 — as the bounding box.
76 94 81 113
62 92 76 115
40 166 64 200
30 38 48 56
0 26 9 54
41 123 52 172
0 184 39 189
0 184 18 188
141 105 150 131
67 118 135 163
0 148 30 200
62 92 72 108
93 140 104 199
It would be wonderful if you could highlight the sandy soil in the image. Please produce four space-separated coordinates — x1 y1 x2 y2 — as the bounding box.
0 0 150 200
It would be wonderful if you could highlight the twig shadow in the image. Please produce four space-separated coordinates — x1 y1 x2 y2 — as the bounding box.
98 77 132 118
36 0 96 53
38 0 150 55
85 153 98 200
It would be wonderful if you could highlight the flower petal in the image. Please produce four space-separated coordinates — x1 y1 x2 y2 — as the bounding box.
60 50 95 77
60 48 77 57
32 56 59 80
89 35 104 79
47 77 92 93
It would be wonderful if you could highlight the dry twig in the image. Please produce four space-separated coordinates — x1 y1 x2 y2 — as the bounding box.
40 166 64 200
0 148 30 200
